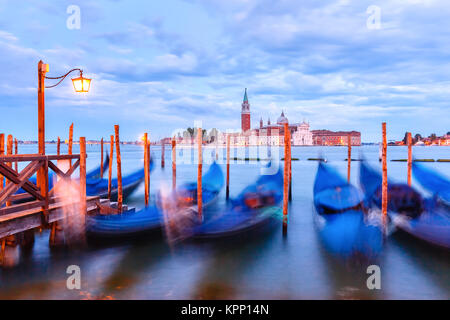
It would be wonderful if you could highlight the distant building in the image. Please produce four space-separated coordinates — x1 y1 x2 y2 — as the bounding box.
292 122 313 145
311 130 361 146
241 88 251 132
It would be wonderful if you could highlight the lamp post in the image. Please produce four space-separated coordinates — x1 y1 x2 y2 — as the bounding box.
36 60 91 193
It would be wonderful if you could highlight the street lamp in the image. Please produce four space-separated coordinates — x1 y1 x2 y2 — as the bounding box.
36 60 91 192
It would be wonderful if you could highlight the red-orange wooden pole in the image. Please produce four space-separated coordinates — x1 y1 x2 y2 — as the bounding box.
100 137 104 178
79 137 87 231
381 122 388 227
407 132 412 186
226 134 230 200
172 137 176 190
114 125 123 212
37 61 47 199
68 123 73 167
283 123 290 235
57 136 60 155
144 133 149 207
6 135 12 206
108 135 114 199
289 131 292 201
147 134 150 199
0 133 4 191
197 128 203 220
161 140 165 168
347 134 352 182
14 138 18 172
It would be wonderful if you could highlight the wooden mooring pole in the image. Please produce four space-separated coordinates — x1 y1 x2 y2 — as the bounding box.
347 134 352 182
289 132 292 202
68 123 73 166
172 137 176 190
283 123 290 235
161 140 165 168
407 132 412 186
6 135 13 206
14 138 18 172
226 134 230 200
381 122 388 227
0 133 4 190
100 137 104 178
144 133 149 207
197 128 203 220
108 135 114 199
114 125 123 212
79 137 87 230
57 136 60 155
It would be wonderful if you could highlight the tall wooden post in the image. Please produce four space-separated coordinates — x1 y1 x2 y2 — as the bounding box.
144 133 149 207
283 123 290 235
147 135 150 199
197 128 203 220
108 135 114 199
79 137 87 228
381 122 388 226
407 132 412 186
57 136 60 155
0 134 4 190
114 125 123 212
226 134 230 200
14 138 18 172
347 134 352 182
172 137 176 190
289 132 292 201
37 61 47 198
100 137 104 178
6 135 12 206
161 141 165 168
68 123 73 167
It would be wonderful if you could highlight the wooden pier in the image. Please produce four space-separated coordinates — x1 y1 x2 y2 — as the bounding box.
0 152 115 261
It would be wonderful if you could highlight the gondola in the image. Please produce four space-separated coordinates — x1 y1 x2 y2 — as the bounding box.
86 157 154 201
313 162 383 258
359 161 450 249
192 164 284 239
412 162 450 205
87 161 224 239
157 161 224 210
86 153 110 180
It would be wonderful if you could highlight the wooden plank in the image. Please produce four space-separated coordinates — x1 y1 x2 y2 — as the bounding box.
0 160 42 205
0 162 43 201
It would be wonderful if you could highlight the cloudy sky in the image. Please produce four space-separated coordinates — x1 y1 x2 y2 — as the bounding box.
0 0 449 142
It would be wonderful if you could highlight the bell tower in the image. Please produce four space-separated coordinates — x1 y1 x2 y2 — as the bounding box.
241 88 251 132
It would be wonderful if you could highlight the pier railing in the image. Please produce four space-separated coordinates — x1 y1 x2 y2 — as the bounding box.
0 154 82 224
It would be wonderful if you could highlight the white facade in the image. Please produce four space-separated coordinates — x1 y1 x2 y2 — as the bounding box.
292 122 313 146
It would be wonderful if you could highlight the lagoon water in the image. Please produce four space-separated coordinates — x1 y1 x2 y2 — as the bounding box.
0 144 449 299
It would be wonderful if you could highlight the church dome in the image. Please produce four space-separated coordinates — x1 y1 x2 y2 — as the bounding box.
277 111 288 124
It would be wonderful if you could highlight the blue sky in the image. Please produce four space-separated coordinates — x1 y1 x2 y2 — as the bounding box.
0 0 449 142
